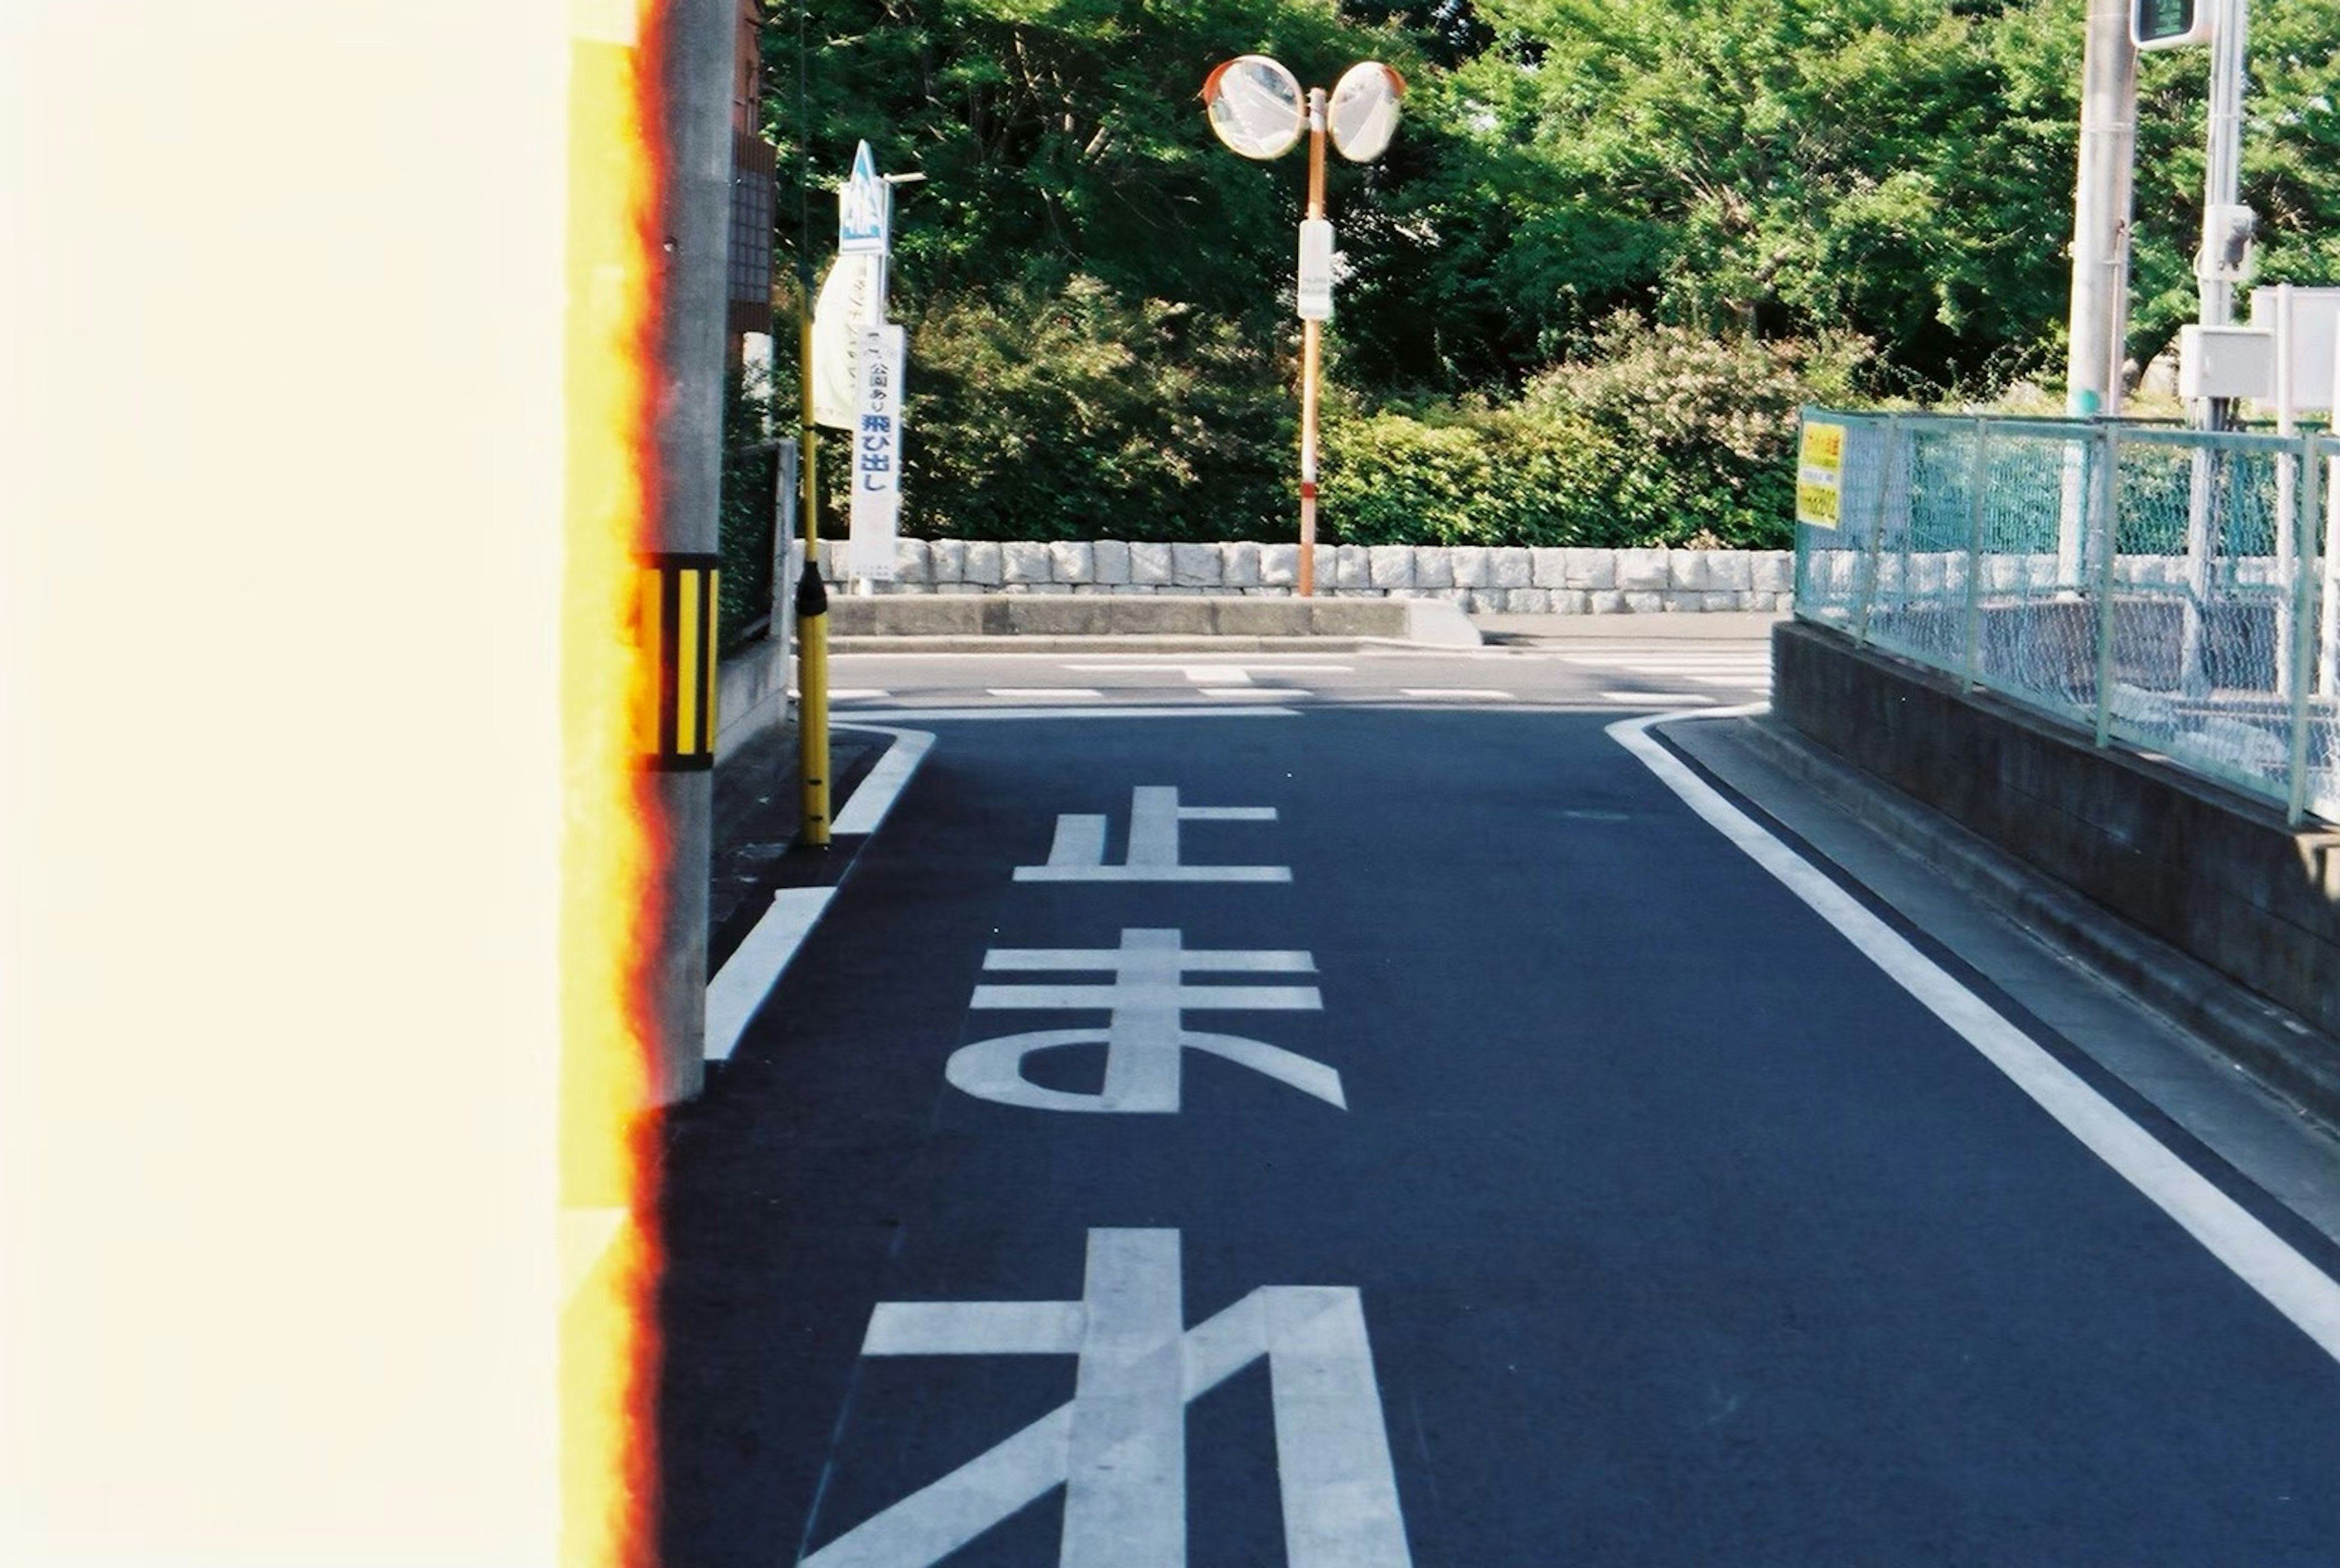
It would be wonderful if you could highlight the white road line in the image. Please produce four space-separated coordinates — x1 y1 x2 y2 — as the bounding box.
863 1301 1087 1357
832 725 936 835
1600 690 1718 704
1065 1230 1186 1566
704 725 936 1060
1559 666 1768 676
986 686 1105 699
1613 706 2340 1363
1398 688 1514 700
835 706 1301 722
704 887 835 1061
1060 662 1355 676
1200 687 1297 700
829 688 892 701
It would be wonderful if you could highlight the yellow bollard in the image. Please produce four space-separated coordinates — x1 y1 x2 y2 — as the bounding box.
798 295 832 847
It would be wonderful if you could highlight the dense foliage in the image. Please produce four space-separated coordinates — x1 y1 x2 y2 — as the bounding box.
750 0 2340 547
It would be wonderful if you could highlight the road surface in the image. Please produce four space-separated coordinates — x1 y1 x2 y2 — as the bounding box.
661 631 2340 1566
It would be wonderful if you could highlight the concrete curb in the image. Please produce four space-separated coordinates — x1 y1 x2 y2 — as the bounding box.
823 593 1481 647
829 634 1439 655
1721 712 2340 1135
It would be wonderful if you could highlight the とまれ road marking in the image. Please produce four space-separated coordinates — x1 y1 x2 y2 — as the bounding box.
948 929 1343 1113
1016 786 1291 884
804 1229 1413 1568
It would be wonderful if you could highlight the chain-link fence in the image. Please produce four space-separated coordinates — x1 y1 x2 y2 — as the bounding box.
1795 410 2340 825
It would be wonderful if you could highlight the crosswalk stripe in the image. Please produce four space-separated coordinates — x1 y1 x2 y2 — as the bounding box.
1600 690 1717 704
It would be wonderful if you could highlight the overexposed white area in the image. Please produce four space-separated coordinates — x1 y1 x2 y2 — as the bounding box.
0 2 568 1559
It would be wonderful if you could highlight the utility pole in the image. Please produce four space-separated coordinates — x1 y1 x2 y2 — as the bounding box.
2196 0 2251 372
645 0 739 1102
2066 0 2138 422
2060 0 2137 586
2180 0 2252 692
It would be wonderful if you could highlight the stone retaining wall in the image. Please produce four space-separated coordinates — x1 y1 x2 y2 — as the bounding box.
822 539 1796 614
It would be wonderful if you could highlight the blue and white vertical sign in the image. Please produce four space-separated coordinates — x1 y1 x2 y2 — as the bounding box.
837 141 890 257
848 324 908 580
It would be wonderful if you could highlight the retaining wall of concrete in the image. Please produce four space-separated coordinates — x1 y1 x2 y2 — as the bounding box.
1772 618 2340 1110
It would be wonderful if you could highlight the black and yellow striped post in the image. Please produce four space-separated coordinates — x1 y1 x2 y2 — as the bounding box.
639 553 722 770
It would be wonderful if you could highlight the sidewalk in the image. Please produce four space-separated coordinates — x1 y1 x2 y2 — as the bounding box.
1472 609 1787 644
709 715 881 970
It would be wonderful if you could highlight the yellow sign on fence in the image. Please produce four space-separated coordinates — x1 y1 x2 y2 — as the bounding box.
1796 420 1846 528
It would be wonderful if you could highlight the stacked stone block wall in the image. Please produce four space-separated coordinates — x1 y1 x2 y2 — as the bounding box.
835 539 1797 612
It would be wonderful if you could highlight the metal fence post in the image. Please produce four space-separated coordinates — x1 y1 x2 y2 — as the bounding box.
2093 422 2122 748
1855 414 1898 647
2288 431 2324 825
1962 419 1991 689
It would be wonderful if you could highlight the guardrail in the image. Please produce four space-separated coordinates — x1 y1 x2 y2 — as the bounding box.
1793 410 2340 825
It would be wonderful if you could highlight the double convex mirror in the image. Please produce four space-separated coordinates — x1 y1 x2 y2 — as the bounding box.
1203 55 1404 163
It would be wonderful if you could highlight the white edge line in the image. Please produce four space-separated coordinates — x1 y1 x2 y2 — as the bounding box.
1611 704 2340 1363
705 887 835 1060
835 706 1300 722
701 725 938 1061
833 724 937 835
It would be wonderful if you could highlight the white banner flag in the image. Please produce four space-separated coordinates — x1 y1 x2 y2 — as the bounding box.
848 324 908 580
811 254 880 430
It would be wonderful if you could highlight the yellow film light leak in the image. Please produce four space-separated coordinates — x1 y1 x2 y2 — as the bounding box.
562 2 671 1563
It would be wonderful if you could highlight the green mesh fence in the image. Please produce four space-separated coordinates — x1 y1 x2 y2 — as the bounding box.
1794 410 2340 825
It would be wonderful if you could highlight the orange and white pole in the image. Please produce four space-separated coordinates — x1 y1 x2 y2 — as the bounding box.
1297 88 1328 598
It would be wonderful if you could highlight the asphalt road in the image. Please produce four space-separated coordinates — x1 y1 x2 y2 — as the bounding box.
661 636 2340 1566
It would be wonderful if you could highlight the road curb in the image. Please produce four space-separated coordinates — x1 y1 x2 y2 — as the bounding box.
1706 712 2340 1137
827 634 1431 655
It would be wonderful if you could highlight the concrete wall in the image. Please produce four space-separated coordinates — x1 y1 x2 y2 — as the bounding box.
1772 619 2340 1074
714 537 802 764
825 539 1796 613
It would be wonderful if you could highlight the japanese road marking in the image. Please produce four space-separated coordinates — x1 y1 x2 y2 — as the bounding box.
948 929 1342 1113
805 1229 1411 1567
1016 786 1289 884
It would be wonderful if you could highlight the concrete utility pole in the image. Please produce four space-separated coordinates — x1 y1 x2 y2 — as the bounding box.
645 0 739 1104
2196 0 2251 354
2065 0 2138 421
2060 0 2137 586
2180 0 2251 692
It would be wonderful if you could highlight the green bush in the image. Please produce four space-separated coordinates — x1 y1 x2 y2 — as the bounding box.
1318 402 1625 547
1529 316 1870 548
718 366 782 648
901 275 1292 543
1321 318 1870 550
863 277 1868 549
